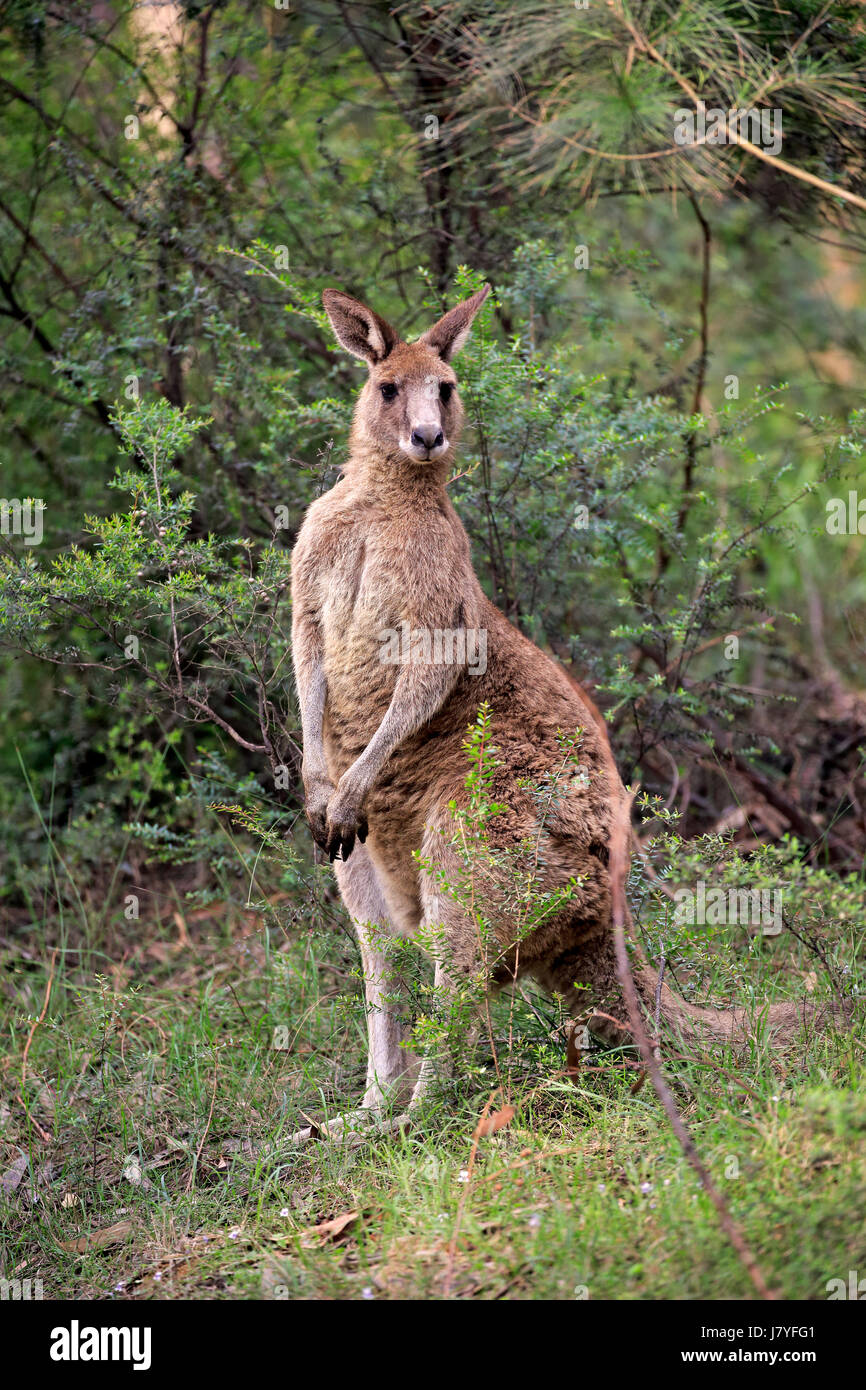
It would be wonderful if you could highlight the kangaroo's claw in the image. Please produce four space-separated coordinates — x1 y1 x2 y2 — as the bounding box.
324 787 367 862
326 824 356 862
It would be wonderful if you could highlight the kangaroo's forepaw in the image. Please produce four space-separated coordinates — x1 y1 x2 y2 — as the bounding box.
324 790 368 862
304 776 335 850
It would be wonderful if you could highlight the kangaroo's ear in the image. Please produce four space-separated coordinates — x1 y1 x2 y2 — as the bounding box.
322 289 401 365
419 285 490 362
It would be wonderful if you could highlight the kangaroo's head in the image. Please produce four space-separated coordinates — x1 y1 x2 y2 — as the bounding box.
322 285 490 466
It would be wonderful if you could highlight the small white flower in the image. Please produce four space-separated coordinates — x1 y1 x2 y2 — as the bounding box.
640 1182 653 1194
280 1207 289 1217
361 1286 375 1300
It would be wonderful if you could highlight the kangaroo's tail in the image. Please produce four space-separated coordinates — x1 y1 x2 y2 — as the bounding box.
631 953 832 1048
598 784 845 1053
555 670 848 1051
585 945 830 1052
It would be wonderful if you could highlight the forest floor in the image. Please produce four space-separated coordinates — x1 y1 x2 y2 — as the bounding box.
2 866 865 1302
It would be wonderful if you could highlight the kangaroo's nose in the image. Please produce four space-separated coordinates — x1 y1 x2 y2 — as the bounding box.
411 426 444 451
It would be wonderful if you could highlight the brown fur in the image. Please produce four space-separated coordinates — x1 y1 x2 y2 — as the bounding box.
290 288 814 1115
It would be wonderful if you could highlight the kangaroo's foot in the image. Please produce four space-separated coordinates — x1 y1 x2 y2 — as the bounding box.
289 1107 411 1147
288 1054 445 1145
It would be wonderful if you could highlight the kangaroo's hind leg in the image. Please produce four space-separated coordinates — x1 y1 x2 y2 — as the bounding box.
291 843 420 1143
341 846 420 1110
407 819 488 1111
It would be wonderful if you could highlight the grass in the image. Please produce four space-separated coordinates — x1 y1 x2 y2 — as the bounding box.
2 828 865 1303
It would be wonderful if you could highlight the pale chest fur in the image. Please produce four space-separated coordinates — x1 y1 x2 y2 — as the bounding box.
294 482 475 734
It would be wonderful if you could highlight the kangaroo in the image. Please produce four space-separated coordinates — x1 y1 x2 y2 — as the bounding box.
290 286 815 1138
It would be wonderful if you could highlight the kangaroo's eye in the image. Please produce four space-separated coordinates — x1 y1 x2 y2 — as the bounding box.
380 383 398 402
439 382 454 403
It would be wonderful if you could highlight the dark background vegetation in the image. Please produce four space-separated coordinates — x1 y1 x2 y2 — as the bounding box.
0 0 864 1301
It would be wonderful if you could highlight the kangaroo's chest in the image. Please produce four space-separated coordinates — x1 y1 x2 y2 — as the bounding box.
294 486 472 769
323 531 409 643
317 514 457 681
